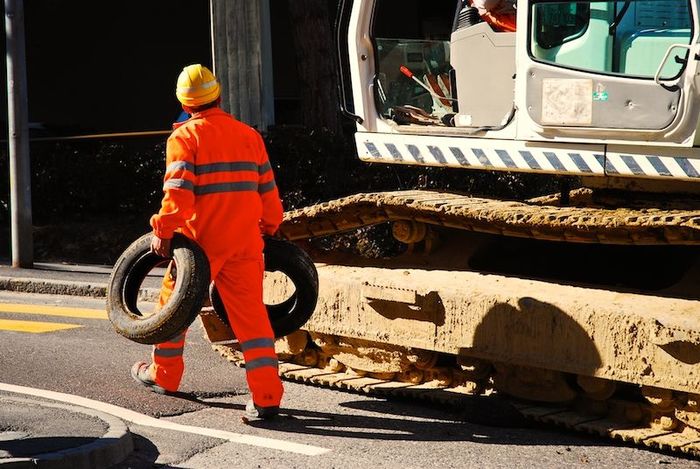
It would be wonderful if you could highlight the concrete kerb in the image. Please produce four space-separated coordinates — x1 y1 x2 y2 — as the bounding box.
0 396 133 469
0 278 107 298
0 277 160 302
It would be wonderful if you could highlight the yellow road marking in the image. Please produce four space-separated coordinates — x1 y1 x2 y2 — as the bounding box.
0 319 82 333
0 303 106 319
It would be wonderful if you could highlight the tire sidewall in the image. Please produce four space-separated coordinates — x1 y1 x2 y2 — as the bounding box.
107 233 210 344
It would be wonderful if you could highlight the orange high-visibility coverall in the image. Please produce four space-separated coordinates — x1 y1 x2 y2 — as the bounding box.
473 0 516 32
149 108 284 408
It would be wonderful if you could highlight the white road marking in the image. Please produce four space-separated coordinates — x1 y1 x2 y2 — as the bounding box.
0 382 329 456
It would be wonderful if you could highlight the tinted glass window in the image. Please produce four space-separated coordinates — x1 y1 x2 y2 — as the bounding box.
372 0 456 120
530 1 693 79
535 3 590 49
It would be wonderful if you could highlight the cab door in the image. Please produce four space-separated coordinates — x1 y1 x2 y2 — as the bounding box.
518 0 700 144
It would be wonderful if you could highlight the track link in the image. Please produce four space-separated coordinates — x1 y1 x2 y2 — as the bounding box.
279 189 700 245
214 344 700 457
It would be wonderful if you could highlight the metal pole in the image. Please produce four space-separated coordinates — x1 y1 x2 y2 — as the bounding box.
4 0 33 268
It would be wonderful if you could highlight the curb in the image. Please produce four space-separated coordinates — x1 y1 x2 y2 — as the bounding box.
0 396 133 469
0 278 107 298
0 277 160 302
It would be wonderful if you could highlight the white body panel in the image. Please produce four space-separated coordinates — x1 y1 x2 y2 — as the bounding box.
357 131 700 181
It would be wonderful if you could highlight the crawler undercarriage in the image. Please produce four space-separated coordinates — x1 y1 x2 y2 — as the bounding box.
205 188 700 456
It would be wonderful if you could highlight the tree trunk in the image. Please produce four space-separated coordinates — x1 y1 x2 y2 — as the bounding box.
287 0 341 134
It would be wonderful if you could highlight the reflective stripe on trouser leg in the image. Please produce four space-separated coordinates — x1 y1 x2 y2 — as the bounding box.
215 258 283 407
151 261 187 392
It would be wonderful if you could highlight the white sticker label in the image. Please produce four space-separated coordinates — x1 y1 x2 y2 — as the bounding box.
541 79 593 125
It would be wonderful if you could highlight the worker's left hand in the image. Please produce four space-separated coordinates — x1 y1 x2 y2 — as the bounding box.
151 235 172 257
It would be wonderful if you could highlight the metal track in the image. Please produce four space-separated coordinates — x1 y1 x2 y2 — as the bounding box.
279 189 700 245
267 189 700 455
214 345 700 457
279 364 700 457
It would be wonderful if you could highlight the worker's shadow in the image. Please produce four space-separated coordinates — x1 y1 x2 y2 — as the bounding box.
469 297 602 378
172 390 605 448
174 393 613 448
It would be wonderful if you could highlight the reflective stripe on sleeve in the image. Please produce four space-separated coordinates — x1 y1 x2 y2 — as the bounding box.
164 179 194 191
258 161 272 174
194 181 258 196
245 356 279 371
240 337 275 352
153 347 184 358
258 180 276 194
166 161 195 174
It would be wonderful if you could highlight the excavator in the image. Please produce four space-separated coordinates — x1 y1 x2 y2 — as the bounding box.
207 0 700 456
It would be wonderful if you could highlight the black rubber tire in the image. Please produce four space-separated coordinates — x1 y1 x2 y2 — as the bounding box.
107 233 211 345
210 238 318 338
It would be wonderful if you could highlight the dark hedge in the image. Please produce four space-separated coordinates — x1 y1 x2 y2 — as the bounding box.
0 125 562 263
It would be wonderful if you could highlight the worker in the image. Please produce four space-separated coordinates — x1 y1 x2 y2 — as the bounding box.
130 64 285 420
472 0 517 32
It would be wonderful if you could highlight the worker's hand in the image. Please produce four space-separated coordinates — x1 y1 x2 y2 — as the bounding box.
260 221 278 236
150 235 172 258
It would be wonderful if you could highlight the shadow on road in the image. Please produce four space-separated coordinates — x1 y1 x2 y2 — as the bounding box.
169 392 614 449
107 432 160 468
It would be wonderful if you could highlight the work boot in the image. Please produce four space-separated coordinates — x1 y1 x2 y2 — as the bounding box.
130 361 169 395
245 399 279 420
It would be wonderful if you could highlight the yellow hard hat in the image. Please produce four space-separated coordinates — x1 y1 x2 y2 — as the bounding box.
175 64 220 107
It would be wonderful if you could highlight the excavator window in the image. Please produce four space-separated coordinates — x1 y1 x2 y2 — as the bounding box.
371 0 457 124
530 0 693 79
534 3 590 49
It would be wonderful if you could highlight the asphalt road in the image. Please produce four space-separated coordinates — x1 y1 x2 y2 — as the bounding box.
0 291 698 468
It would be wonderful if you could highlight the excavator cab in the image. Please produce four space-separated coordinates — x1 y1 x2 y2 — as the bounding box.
341 0 700 163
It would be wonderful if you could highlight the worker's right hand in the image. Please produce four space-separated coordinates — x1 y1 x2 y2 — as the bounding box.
151 235 172 258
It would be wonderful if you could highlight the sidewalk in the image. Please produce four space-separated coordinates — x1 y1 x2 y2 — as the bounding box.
0 391 133 469
0 261 148 468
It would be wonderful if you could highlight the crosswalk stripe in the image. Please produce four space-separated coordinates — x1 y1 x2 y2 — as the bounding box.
0 303 106 319
0 319 82 333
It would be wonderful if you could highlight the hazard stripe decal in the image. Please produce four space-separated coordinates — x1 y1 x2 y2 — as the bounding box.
569 153 592 173
544 152 566 172
676 157 700 178
385 143 403 162
606 151 700 179
496 150 517 169
356 132 700 181
407 145 425 164
364 142 382 159
519 151 541 170
450 147 469 166
619 155 645 175
429 146 448 164
647 156 672 177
